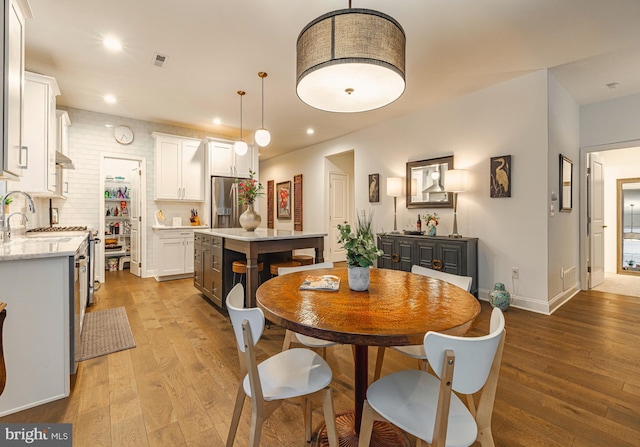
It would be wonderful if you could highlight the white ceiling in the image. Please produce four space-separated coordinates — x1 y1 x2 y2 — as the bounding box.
24 0 640 160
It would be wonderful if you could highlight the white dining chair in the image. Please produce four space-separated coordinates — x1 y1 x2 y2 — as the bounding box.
277 262 339 357
225 283 339 447
373 264 473 381
359 307 506 447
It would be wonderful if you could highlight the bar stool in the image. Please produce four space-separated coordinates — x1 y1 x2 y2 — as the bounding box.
232 260 264 287
270 260 301 277
291 255 314 266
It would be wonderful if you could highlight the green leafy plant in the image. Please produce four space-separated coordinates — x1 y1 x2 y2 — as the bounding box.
337 210 383 268
235 170 264 205
4 197 12 206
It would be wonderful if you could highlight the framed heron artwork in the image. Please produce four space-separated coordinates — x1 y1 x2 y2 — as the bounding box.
490 155 511 198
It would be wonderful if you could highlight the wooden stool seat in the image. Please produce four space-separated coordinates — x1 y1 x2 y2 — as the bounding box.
291 255 314 266
270 261 302 276
232 260 264 274
232 260 264 288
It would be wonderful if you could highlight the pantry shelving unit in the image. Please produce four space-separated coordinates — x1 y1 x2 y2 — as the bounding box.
104 180 131 269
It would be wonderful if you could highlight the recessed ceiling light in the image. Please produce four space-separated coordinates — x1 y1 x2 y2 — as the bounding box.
103 37 122 52
104 94 117 104
306 128 315 135
213 118 222 125
105 124 113 128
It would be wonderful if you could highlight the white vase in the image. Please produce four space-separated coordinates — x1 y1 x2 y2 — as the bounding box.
348 266 370 291
239 203 261 231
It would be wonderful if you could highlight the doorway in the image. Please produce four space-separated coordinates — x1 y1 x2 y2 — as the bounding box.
326 151 355 263
99 155 146 284
582 145 640 295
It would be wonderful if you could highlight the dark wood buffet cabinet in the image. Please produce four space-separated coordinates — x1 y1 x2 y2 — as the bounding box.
377 233 479 296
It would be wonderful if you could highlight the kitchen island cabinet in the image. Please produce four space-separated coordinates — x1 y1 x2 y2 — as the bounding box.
194 228 326 308
0 235 87 416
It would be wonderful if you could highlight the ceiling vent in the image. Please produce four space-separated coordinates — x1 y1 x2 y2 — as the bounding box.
152 53 168 68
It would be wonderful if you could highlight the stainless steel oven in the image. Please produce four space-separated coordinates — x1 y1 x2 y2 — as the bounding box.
72 237 89 373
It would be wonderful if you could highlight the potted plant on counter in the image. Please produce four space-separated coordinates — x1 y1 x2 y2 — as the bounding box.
337 210 383 291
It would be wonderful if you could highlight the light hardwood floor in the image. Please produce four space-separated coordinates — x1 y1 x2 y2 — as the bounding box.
1 271 639 447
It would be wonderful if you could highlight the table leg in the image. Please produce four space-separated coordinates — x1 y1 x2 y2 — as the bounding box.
313 345 411 447
354 345 368 433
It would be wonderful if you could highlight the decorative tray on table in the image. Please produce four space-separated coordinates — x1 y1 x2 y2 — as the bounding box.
403 230 425 235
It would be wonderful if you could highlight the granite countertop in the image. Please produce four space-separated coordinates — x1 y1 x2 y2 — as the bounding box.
0 235 88 261
194 228 327 241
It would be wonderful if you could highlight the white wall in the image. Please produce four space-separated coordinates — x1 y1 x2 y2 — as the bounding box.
581 93 640 148
547 72 581 309
261 70 557 312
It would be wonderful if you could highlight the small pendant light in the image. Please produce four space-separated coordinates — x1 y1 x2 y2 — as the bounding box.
234 90 248 155
254 72 271 147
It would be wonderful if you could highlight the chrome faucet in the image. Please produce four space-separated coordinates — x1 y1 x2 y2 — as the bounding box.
1 191 36 242
5 212 29 240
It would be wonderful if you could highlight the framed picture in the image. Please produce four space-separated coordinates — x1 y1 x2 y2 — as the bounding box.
276 181 291 219
51 208 59 225
368 173 380 202
490 155 511 198
559 154 573 212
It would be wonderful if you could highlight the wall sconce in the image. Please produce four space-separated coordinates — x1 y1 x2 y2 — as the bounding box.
443 169 469 238
387 177 404 233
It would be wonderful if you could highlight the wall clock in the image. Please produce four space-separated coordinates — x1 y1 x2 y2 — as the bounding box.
114 125 134 145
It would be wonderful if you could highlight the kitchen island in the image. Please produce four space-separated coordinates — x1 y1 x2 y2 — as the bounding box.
0 235 87 416
194 228 326 307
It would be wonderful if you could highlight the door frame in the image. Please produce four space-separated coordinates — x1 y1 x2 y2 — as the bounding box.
579 139 640 289
99 154 147 283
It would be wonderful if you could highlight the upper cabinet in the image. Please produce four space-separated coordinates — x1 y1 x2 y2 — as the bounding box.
1 0 31 180
207 138 256 178
16 71 60 196
153 132 205 201
54 110 71 197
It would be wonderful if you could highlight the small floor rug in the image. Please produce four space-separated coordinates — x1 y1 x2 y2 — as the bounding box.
77 307 136 361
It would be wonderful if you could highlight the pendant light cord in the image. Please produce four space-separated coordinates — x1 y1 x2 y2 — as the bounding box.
261 76 264 128
237 90 245 142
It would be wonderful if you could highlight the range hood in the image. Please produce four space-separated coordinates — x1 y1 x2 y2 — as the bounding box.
55 151 75 169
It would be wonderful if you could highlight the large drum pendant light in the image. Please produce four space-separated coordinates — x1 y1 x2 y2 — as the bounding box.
234 90 248 156
296 4 406 113
254 72 271 147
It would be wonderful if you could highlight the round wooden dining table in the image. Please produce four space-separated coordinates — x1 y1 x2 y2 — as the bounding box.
256 267 481 447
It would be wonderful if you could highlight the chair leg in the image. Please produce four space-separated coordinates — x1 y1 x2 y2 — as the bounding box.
476 426 496 447
248 405 264 447
373 347 386 381
321 388 339 447
226 384 246 447
358 400 377 447
302 397 313 443
282 329 295 351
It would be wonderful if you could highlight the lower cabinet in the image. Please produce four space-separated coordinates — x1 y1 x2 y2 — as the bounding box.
154 228 196 280
194 233 224 308
377 234 478 296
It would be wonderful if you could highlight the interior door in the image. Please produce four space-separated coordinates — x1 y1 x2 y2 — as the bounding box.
329 172 349 262
129 164 142 277
589 153 605 288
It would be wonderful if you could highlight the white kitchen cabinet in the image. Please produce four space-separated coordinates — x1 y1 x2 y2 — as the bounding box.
153 228 196 280
208 138 256 178
16 72 60 196
153 133 204 201
54 110 71 197
0 0 30 180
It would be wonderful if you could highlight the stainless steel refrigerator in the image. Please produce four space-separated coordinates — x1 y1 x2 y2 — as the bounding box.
210 176 247 228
